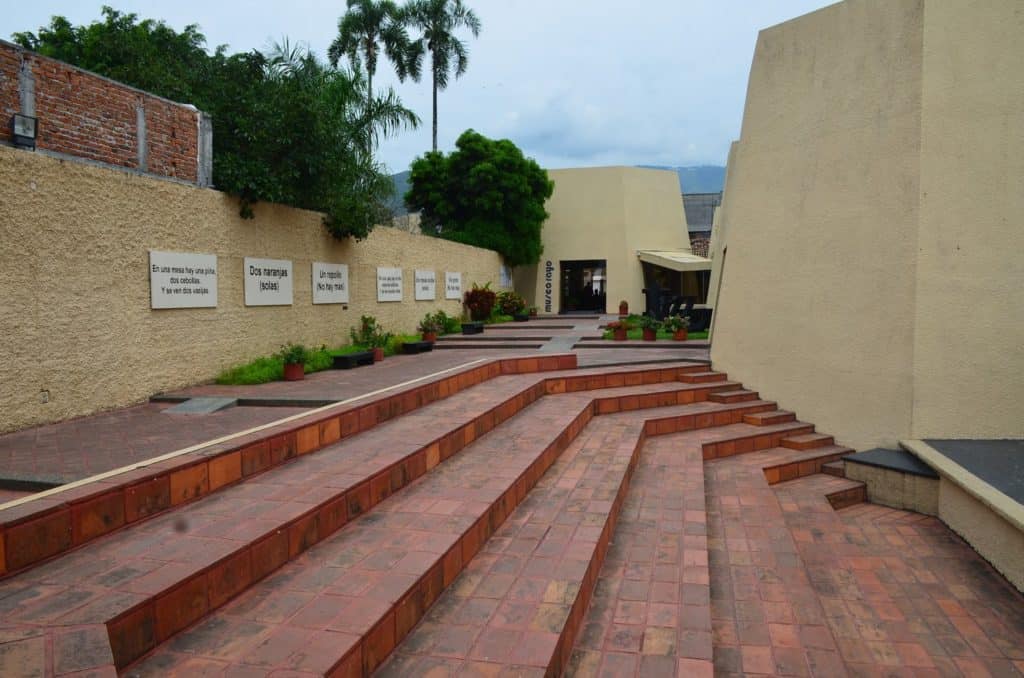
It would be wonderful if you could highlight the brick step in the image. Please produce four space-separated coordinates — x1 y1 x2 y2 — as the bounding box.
679 371 727 384
759 445 854 484
434 342 546 350
126 395 752 675
378 409 649 677
821 460 846 478
0 366 730 674
742 409 795 426
701 421 816 461
0 356 578 576
0 359 709 579
708 389 758 403
565 427 715 677
780 432 833 450
775 473 867 510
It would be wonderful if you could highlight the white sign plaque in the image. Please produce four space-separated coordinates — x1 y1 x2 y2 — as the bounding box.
445 272 462 300
244 257 293 306
377 267 403 302
149 250 218 309
414 269 437 301
312 262 349 304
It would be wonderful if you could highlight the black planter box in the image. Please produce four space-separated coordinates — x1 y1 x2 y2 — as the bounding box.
513 313 530 322
401 341 435 354
461 322 484 335
332 351 374 369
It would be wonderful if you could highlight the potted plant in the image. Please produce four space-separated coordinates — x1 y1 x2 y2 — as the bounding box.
464 282 497 321
529 306 538 317
662 315 691 341
350 315 392 362
638 315 660 341
418 314 442 342
276 342 309 381
497 290 529 321
606 320 629 341
618 300 629 316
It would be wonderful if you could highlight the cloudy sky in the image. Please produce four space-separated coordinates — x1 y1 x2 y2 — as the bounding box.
7 1 830 173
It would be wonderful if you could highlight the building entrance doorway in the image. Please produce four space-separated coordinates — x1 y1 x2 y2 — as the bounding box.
560 260 607 313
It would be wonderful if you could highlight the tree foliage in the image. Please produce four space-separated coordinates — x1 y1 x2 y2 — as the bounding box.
12 7 418 240
404 0 481 151
405 130 553 266
328 0 416 107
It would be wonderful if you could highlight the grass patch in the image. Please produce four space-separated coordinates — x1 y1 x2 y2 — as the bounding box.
217 345 334 385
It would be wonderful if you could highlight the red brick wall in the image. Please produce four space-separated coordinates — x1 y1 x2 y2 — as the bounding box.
1 41 199 183
0 46 20 145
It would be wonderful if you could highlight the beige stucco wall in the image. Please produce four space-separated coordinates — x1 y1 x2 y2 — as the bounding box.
709 0 1023 449
843 463 938 516
939 480 1024 593
911 1 1024 438
0 145 502 432
513 166 690 315
710 0 924 450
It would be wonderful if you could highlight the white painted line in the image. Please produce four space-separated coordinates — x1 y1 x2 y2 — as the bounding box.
0 358 489 512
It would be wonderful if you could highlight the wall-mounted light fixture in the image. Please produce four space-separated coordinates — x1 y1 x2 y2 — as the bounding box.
11 114 38 150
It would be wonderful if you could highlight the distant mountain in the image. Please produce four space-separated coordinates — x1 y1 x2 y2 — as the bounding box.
638 165 726 194
387 170 412 215
388 164 726 217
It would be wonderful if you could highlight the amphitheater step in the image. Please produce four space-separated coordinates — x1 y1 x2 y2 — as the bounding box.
708 388 758 403
777 473 867 510
377 408 647 677
125 393 766 676
822 460 846 477
780 432 833 450
0 362 720 675
742 409 795 426
701 421 816 460
679 371 727 384
760 445 854 484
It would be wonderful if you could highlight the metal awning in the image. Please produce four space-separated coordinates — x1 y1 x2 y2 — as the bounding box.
636 250 712 272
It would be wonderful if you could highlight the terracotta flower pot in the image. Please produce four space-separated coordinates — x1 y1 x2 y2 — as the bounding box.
613 328 628 341
673 329 688 341
423 332 437 343
283 362 305 381
642 328 657 341
372 347 384 363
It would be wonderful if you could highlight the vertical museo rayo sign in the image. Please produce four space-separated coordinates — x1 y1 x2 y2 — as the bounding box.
544 260 554 313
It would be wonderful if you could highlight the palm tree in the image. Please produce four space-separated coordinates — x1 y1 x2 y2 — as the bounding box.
405 0 481 151
328 0 412 110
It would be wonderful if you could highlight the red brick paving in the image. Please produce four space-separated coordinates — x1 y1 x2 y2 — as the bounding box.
705 447 1024 677
128 390 600 675
0 318 708 491
0 403 310 485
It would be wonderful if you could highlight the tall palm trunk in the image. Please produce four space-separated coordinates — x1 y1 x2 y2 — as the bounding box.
431 65 438 151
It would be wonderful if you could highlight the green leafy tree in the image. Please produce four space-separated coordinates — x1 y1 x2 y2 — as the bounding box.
328 0 415 111
405 129 553 266
12 11 419 240
404 0 481 151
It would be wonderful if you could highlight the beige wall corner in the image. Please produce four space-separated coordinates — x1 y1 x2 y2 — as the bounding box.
709 0 1023 449
521 166 690 315
0 145 502 433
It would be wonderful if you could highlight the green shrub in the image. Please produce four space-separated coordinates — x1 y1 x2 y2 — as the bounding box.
464 282 497 321
496 290 526 315
350 315 392 348
275 342 310 365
